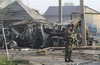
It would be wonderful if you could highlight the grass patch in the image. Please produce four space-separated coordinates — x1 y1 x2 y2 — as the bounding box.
0 56 29 65
0 56 15 65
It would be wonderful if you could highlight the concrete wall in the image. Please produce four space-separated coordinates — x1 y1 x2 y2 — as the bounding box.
92 15 100 29
85 14 94 24
85 14 100 29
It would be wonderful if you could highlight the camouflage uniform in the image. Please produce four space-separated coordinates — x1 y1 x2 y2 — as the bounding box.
64 25 74 62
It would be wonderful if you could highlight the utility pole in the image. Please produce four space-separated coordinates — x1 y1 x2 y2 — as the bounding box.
2 24 9 60
59 0 62 23
80 0 87 46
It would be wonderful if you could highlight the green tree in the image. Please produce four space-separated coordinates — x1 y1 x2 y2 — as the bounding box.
64 2 75 6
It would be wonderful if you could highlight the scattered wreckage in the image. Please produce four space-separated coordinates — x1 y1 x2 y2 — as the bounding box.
0 19 53 49
0 19 98 49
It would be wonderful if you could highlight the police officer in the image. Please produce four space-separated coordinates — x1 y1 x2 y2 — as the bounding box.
64 24 74 62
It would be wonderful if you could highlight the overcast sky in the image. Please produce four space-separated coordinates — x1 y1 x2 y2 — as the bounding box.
22 0 100 14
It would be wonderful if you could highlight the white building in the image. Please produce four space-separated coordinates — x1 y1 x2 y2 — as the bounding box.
0 0 22 8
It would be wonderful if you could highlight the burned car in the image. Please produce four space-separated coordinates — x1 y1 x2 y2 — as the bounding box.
0 21 44 49
10 21 44 49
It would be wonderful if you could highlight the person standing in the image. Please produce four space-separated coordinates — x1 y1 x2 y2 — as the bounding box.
63 24 74 62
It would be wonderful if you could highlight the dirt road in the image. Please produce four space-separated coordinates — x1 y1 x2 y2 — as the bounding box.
0 49 100 65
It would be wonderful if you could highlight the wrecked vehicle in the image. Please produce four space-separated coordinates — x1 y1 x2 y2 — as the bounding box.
43 20 80 47
44 18 98 47
11 21 44 49
0 20 52 49
0 24 43 49
0 19 98 49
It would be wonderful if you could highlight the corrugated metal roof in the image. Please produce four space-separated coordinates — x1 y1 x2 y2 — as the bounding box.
44 6 99 16
44 6 80 16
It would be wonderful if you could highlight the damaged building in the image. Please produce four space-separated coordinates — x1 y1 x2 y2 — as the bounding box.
0 1 49 48
0 1 48 27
